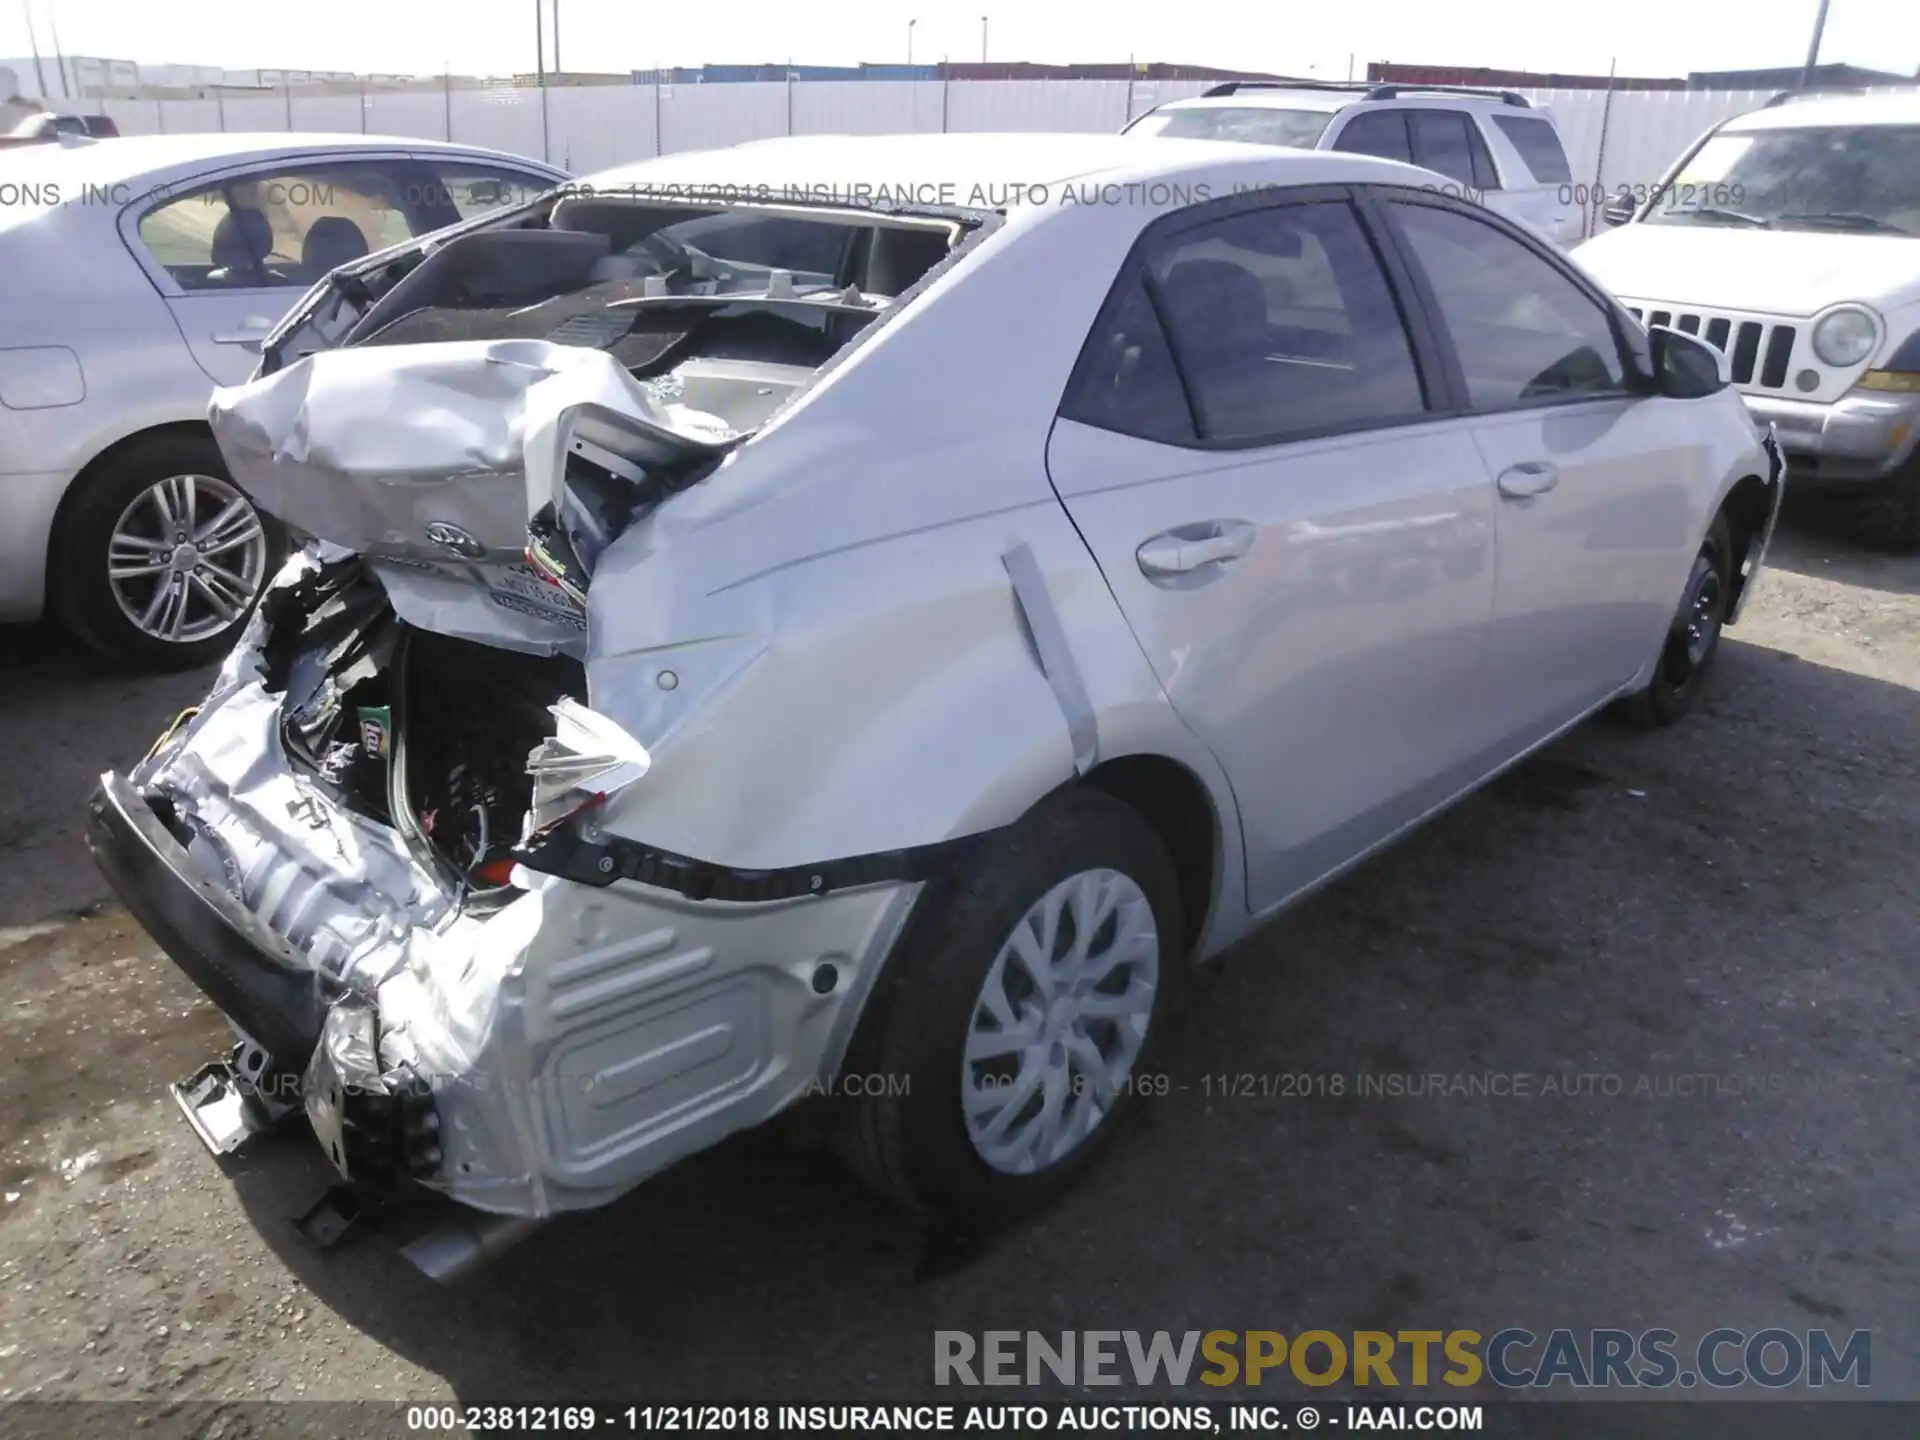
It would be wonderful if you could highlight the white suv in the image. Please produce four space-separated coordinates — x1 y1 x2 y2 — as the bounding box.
1576 89 1920 548
1125 81 1583 246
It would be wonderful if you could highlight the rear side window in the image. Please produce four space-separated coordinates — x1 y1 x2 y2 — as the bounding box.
1492 114 1573 184
1066 200 1427 445
1060 277 1197 445
137 163 420 290
1332 110 1413 165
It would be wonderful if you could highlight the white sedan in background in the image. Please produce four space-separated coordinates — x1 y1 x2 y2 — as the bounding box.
0 133 566 666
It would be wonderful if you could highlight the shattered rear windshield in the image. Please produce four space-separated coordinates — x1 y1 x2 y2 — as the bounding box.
362 200 964 368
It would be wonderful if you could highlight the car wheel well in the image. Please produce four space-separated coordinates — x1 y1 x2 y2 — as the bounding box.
1081 754 1218 957
46 421 219 574
1718 472 1772 620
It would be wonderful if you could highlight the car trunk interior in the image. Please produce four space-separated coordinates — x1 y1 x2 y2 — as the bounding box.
260 559 583 898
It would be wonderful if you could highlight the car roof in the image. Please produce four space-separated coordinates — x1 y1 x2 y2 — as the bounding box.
577 130 1391 203
1723 89 1920 132
0 131 560 190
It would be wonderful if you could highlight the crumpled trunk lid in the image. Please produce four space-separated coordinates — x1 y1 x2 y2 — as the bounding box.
207 337 733 653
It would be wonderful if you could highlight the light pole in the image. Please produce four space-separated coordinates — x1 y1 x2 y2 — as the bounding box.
981 15 988 64
1800 0 1832 89
907 18 918 67
534 0 550 162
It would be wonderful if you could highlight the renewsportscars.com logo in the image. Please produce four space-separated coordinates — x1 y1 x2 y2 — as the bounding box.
934 1328 1871 1389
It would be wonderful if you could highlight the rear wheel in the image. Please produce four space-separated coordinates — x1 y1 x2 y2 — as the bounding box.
1613 514 1732 729
838 788 1183 1222
52 434 280 670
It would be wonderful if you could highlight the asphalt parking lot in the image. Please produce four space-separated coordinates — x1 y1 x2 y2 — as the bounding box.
0 504 1915 1422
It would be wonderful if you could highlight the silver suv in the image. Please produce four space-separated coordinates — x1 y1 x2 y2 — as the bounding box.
1126 81 1583 247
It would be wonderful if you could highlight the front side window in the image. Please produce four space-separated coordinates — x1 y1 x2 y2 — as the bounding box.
1133 106 1335 149
1645 124 1920 236
137 163 419 290
1331 110 1413 165
1066 200 1427 445
1388 201 1625 410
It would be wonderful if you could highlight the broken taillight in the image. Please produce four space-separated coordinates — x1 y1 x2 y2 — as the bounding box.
523 697 651 837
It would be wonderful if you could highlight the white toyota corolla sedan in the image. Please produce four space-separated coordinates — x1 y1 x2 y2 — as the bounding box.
87 132 1781 1275
0 132 566 666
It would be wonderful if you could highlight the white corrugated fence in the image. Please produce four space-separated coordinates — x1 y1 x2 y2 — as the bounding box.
91 78 1797 233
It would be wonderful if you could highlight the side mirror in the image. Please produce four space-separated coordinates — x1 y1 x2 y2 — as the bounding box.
1599 195 1635 228
1649 325 1730 398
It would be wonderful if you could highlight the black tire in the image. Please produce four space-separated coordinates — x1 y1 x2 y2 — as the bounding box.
1837 467 1920 553
837 787 1185 1223
50 433 282 671
1613 513 1733 729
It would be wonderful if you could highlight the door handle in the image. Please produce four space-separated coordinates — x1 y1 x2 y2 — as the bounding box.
1136 520 1257 580
1496 461 1560 499
211 317 275 349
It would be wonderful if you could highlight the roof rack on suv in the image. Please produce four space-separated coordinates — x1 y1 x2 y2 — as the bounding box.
1362 84 1531 107
1199 79 1531 107
1199 80 1370 98
1761 84 1879 107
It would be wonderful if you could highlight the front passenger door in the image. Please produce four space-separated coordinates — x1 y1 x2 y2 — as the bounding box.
1045 192 1499 916
1378 196 1698 748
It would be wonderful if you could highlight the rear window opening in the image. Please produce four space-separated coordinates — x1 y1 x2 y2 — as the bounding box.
351 200 965 359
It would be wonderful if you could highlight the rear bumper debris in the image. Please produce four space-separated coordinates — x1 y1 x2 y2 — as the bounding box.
92 674 925 1238
86 771 334 1071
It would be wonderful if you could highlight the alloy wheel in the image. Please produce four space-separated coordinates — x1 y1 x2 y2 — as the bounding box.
961 868 1160 1175
106 473 269 645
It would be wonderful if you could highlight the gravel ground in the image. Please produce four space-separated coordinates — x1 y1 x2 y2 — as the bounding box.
0 505 1915 1426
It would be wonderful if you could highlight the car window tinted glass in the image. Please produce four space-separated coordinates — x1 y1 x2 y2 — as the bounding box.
1389 201 1624 409
1491 114 1573 184
1145 201 1426 442
1140 106 1335 148
429 165 552 221
1331 110 1412 164
1409 110 1476 187
1061 276 1197 445
138 164 419 289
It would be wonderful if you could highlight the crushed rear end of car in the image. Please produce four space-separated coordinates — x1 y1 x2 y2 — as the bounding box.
87 184 979 1271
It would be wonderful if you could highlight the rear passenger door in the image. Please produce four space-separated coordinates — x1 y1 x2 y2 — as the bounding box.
1376 193 1697 747
1045 190 1500 917
127 155 429 384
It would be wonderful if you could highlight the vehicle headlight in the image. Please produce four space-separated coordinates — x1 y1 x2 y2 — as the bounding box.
1813 307 1879 367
